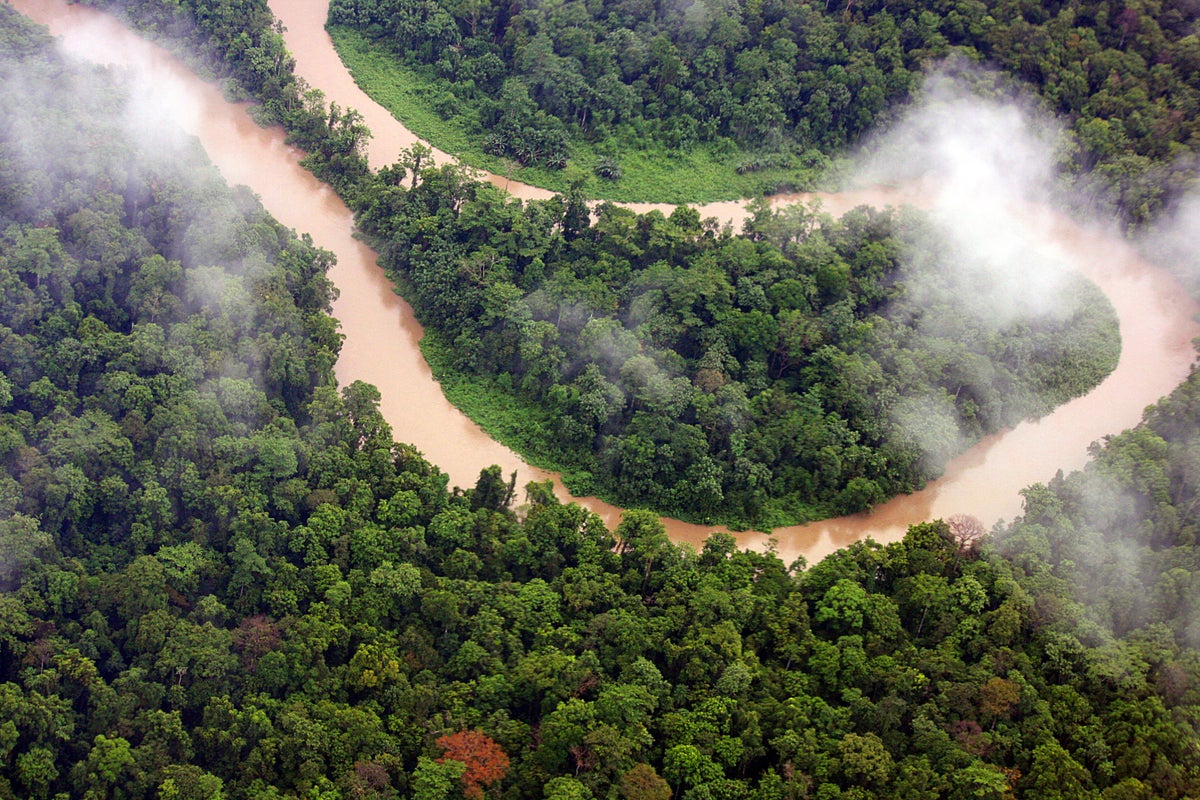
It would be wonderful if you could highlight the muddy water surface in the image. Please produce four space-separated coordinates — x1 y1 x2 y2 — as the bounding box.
13 0 1200 565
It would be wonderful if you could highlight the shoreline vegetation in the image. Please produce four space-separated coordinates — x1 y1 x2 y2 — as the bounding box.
327 25 833 205
322 0 1200 230
368 185 1122 530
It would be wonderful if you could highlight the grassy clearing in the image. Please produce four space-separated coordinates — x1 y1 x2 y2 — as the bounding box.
328 26 827 205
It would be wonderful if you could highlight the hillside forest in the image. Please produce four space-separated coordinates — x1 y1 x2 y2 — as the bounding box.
2 1 1200 800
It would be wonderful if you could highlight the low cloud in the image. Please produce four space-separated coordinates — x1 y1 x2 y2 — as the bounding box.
859 65 1080 327
1137 188 1200 297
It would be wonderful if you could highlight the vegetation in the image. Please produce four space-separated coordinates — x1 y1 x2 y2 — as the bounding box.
69 0 1129 533
93 0 1123 528
4 4 1200 800
356 164 1119 527
326 25 827 204
326 0 1200 219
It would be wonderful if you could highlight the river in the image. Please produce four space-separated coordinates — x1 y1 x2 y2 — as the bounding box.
10 0 1200 566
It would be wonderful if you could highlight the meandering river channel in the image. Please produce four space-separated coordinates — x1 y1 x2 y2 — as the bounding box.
11 0 1200 564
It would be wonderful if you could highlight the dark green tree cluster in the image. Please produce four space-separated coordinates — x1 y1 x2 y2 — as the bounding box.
4 7 1200 800
327 0 919 168
357 166 1118 527
326 0 1200 220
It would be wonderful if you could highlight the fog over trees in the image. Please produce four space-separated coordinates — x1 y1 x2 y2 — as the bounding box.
1 2 1200 799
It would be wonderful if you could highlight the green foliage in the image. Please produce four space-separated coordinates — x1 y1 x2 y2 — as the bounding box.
326 25 824 204
369 171 1119 527
329 0 1200 220
324 0 917 193
3 5 1200 800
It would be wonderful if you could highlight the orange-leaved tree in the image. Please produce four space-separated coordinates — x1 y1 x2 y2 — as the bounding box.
436 730 510 800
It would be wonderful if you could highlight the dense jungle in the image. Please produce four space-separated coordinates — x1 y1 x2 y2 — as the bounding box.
0 1 1199 799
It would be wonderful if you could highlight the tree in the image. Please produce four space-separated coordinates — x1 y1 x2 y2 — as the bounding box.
77 734 135 797
346 760 397 800
471 465 516 511
951 762 1015 800
413 756 466 800
814 578 870 633
545 776 594 800
400 142 434 189
0 513 52 591
1023 741 1093 800
837 732 894 789
979 677 1021 729
436 730 510 799
158 764 226 800
662 745 722 794
619 763 671 800
16 746 59 799
948 514 987 560
231 615 282 672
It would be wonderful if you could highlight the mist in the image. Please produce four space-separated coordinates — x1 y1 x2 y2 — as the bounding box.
857 65 1080 327
835 64 1130 472
0 10 284 428
864 70 1200 646
1137 188 1200 298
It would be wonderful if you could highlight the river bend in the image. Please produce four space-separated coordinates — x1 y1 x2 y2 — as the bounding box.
11 0 1200 565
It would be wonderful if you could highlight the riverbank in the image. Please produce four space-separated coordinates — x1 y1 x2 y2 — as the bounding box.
327 24 831 205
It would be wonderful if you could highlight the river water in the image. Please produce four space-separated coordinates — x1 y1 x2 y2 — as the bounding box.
11 0 1200 565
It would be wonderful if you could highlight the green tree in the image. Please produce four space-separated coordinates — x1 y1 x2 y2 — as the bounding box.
76 734 135 798
1023 741 1094 800
159 764 226 800
413 756 466 800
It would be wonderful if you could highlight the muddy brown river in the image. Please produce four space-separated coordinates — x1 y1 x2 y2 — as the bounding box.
12 0 1200 565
